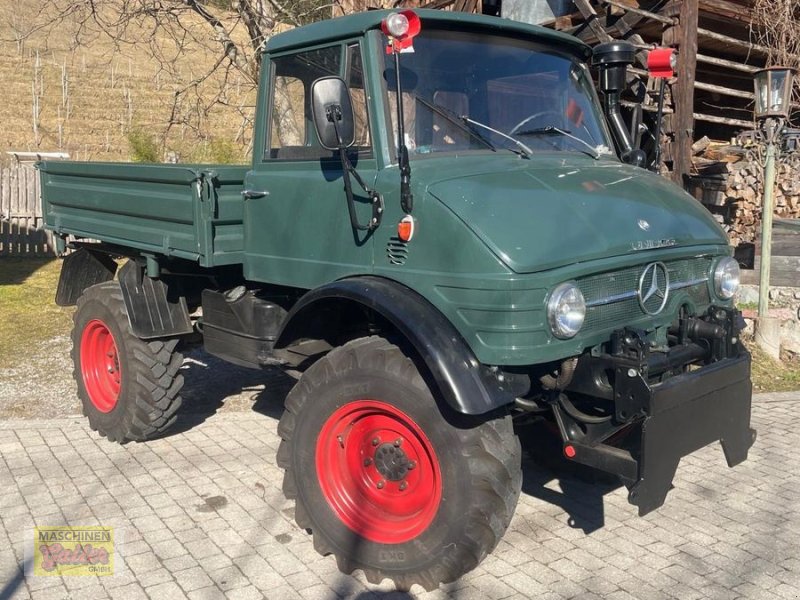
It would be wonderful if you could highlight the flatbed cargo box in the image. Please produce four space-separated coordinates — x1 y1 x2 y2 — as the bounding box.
39 161 248 267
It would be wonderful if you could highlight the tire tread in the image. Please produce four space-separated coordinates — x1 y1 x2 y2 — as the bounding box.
277 335 522 591
71 282 184 443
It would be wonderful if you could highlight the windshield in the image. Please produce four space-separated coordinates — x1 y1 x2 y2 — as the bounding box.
383 29 614 158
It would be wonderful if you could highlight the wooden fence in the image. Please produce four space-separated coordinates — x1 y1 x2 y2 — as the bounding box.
0 166 56 256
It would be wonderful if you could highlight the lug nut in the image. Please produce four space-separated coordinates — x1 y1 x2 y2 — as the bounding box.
337 435 344 448
363 457 372 467
394 438 402 447
407 461 416 470
376 480 385 489
399 482 408 491
372 438 380 446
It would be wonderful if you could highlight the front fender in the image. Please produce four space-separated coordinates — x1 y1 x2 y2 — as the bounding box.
276 276 515 416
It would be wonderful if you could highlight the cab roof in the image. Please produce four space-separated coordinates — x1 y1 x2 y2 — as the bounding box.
265 9 591 59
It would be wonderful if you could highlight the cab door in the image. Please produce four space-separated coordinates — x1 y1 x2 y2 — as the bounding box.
243 43 378 289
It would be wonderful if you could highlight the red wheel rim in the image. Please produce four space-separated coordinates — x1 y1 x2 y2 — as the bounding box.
316 400 442 544
80 319 121 413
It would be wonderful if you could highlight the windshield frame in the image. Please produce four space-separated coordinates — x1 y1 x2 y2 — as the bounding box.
379 27 616 163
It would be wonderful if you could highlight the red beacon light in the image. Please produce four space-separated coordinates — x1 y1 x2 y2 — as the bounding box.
648 47 677 79
381 10 421 54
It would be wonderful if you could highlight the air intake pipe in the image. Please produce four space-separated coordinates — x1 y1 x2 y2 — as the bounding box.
593 42 645 167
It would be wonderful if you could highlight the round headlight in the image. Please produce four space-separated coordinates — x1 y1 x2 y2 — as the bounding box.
714 257 740 300
547 282 586 339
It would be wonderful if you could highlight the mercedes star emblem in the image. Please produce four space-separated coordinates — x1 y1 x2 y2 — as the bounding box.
637 262 669 315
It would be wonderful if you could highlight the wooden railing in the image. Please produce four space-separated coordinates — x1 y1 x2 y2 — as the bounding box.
0 166 55 257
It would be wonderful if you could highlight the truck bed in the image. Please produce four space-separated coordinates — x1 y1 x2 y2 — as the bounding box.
39 161 248 267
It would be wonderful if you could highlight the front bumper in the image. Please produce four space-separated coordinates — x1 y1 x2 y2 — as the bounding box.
555 320 755 516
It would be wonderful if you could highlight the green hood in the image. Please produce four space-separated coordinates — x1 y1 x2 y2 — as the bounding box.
425 156 728 273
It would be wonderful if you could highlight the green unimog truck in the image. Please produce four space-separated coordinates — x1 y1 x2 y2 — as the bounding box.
40 8 755 590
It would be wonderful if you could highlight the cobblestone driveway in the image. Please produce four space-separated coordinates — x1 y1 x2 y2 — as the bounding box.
1 392 798 600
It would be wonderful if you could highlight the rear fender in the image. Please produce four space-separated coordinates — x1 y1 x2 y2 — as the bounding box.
56 248 117 306
276 276 515 416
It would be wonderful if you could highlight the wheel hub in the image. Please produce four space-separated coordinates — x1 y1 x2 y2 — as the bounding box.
315 399 442 544
80 319 121 413
374 442 410 481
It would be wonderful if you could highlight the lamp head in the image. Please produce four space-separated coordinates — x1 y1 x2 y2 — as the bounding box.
754 67 796 120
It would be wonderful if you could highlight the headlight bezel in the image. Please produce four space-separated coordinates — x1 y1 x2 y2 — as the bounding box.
713 256 740 300
547 282 586 339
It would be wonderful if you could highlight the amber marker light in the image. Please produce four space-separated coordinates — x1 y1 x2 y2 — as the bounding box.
397 215 416 242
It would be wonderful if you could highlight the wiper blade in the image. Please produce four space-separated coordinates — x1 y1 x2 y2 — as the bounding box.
514 125 601 159
414 97 496 152
461 116 533 158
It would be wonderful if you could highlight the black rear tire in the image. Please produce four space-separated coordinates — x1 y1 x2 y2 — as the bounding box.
72 281 184 443
277 336 521 591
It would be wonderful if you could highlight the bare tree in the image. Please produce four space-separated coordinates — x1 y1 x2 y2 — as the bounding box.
752 0 800 70
751 0 800 116
11 0 332 156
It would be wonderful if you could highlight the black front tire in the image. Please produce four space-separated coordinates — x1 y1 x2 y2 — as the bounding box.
71 281 184 443
277 336 522 591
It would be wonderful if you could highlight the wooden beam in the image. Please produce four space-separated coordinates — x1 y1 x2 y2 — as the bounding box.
599 0 676 25
696 27 771 56
572 0 613 43
622 99 674 114
671 0 699 185
695 52 760 73
693 112 752 128
698 0 754 23
694 80 754 100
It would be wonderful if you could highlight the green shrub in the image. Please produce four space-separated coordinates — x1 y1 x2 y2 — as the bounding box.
127 128 160 163
207 138 239 164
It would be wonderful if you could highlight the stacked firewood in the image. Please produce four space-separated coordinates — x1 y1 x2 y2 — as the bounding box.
691 139 800 246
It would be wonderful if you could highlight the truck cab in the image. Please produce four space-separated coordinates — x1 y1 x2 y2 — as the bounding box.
40 9 754 591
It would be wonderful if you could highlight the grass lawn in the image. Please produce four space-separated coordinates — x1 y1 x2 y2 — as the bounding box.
749 341 800 393
0 257 798 395
0 258 73 367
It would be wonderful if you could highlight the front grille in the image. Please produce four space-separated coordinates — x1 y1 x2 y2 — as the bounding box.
579 256 713 333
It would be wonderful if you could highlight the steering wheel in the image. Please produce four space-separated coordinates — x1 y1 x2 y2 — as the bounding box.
510 111 562 135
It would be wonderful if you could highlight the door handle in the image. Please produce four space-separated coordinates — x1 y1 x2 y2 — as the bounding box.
242 189 269 199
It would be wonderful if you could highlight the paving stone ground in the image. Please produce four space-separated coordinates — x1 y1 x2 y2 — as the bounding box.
0 391 798 600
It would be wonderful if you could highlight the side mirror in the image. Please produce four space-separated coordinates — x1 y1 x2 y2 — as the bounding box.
311 76 355 151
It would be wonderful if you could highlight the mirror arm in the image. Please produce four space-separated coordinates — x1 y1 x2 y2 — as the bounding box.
650 77 667 173
329 108 384 232
393 51 414 214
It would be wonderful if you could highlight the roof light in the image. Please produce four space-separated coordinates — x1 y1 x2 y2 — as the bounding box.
648 48 676 79
382 12 410 38
381 10 421 54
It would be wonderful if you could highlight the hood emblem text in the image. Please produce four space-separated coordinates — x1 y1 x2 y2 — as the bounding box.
630 239 677 251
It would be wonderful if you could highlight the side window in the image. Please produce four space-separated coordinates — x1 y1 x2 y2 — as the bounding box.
269 46 342 160
345 44 371 152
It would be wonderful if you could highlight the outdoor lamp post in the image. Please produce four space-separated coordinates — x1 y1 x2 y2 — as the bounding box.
752 67 796 319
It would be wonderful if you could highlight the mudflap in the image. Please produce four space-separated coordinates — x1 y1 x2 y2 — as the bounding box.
118 261 193 339
627 354 756 516
55 248 117 306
